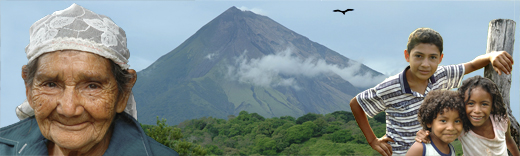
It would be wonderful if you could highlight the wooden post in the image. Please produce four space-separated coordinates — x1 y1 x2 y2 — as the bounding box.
483 19 519 147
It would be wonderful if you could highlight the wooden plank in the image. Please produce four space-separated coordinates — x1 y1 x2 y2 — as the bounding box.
484 19 519 147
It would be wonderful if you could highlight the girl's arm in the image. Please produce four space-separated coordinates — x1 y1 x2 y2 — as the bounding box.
405 142 424 156
506 119 520 156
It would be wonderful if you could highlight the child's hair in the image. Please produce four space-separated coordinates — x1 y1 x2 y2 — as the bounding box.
418 90 470 132
458 75 508 121
407 28 443 54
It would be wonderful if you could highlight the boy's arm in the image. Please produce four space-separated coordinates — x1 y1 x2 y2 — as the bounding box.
405 142 424 156
506 120 520 156
415 129 431 143
350 97 393 156
463 51 513 75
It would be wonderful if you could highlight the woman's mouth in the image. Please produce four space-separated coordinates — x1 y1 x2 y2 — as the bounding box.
54 120 89 131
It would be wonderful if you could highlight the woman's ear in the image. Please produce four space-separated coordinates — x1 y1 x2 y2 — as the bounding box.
22 65 27 84
116 69 137 113
22 65 32 108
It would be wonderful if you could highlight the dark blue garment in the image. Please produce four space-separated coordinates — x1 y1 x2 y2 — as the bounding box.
0 112 178 156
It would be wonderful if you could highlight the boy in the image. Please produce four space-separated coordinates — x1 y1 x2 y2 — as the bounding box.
350 27 513 156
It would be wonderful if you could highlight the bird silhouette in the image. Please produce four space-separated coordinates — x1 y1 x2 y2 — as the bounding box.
334 9 354 15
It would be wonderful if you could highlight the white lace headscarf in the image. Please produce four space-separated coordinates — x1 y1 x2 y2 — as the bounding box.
16 3 137 120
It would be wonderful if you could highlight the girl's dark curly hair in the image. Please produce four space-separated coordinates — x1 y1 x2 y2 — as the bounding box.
418 90 470 132
458 75 508 122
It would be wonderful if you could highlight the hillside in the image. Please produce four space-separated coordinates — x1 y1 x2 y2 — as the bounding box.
133 6 385 125
142 111 464 155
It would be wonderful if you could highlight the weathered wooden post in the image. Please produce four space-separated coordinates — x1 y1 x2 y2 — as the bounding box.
483 19 519 146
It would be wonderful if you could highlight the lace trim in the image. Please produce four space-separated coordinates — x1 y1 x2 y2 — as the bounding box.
26 37 129 69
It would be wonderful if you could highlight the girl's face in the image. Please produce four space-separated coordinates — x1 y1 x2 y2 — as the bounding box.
465 86 493 127
427 109 463 144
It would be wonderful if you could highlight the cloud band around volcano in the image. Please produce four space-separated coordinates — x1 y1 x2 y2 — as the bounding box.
227 48 387 89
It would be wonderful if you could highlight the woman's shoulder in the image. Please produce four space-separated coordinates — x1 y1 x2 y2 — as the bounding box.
0 117 44 155
0 117 40 140
105 112 179 156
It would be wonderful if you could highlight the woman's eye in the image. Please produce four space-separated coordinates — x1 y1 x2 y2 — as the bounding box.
440 120 446 123
44 82 57 88
455 120 461 123
88 84 99 89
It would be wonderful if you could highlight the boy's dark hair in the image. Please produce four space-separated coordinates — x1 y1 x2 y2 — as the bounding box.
407 28 443 54
458 75 508 122
418 90 470 132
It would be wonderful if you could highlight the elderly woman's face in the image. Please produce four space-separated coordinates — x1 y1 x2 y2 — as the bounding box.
26 50 126 152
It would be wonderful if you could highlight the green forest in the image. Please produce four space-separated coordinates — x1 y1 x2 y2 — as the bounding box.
141 111 463 155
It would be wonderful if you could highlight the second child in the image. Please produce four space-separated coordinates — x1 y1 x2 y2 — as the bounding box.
406 90 469 156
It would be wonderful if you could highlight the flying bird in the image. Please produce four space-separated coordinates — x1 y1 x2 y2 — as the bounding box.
334 9 354 15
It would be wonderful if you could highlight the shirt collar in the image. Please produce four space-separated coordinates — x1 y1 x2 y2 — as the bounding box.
399 66 436 94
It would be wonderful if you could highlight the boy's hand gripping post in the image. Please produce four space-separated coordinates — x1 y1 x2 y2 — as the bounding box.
489 51 513 75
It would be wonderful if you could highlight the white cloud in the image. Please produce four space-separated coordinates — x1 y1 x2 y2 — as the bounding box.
205 53 217 60
237 6 267 16
227 48 386 89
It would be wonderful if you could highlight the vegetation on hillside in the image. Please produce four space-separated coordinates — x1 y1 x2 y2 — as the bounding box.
141 111 464 155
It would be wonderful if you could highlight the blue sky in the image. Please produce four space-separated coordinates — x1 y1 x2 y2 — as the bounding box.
1 1 519 127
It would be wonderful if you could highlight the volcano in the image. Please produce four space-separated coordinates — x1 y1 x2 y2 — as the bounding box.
133 6 385 125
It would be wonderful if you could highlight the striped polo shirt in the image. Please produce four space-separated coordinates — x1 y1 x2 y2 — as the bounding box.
356 64 465 155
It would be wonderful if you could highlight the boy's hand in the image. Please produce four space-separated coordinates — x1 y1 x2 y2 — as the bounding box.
369 135 394 156
490 51 513 75
415 129 431 143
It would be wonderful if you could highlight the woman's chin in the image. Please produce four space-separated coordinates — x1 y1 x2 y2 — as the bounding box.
48 126 98 151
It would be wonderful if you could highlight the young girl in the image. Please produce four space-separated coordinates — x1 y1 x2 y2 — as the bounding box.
406 90 469 156
415 75 520 156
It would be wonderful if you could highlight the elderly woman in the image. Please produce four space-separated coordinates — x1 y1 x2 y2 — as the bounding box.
0 4 178 155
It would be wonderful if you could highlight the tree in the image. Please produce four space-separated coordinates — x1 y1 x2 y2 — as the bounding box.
331 111 355 123
373 112 386 123
313 117 328 136
143 117 207 156
296 113 319 124
147 116 175 145
330 129 353 143
280 115 296 122
285 121 316 144
205 145 223 155
253 135 277 155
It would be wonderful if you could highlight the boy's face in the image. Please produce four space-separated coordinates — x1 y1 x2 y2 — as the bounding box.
405 43 443 81
427 109 463 144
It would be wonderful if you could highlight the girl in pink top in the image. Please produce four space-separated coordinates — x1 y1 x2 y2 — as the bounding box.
415 75 520 156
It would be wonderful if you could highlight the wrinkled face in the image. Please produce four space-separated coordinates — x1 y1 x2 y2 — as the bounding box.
465 87 493 127
427 109 463 144
405 43 443 81
26 50 125 152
